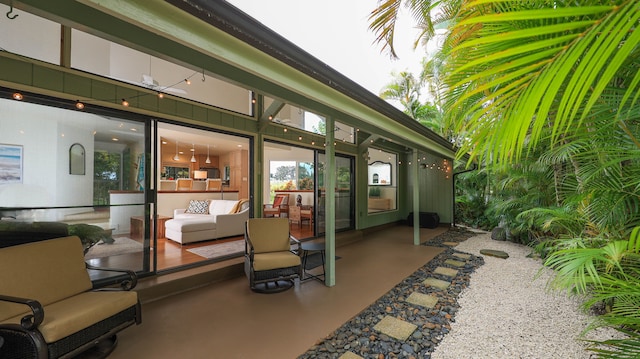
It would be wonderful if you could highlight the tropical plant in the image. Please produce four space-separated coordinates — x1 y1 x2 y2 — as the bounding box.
379 70 445 134
369 1 640 356
543 228 640 356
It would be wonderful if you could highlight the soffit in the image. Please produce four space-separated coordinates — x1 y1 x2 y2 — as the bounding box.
14 0 456 158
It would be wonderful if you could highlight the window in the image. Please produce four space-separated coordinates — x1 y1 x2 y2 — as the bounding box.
367 149 397 213
0 5 60 64
0 97 148 277
70 30 253 115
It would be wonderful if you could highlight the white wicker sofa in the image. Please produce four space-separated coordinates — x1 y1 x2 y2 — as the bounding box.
165 199 249 244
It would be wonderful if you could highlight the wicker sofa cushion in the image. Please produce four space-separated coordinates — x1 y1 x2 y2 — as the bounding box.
0 236 92 321
3 291 138 343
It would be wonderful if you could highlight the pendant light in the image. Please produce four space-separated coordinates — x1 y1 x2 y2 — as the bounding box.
190 143 197 163
173 140 180 161
205 145 211 164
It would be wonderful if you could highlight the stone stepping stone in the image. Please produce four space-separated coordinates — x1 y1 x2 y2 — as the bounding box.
406 292 438 308
444 259 466 267
442 241 458 247
339 352 363 359
373 316 417 341
452 253 471 260
434 266 458 277
423 277 450 290
480 249 509 259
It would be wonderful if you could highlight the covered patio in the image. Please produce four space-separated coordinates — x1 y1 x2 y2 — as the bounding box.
109 225 457 358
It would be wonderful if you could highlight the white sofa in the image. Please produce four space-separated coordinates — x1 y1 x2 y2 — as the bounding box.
165 199 249 244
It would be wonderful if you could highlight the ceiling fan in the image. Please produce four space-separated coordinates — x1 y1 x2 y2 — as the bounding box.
140 74 187 95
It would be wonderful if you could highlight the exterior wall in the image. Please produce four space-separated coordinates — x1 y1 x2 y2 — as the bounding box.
0 0 458 239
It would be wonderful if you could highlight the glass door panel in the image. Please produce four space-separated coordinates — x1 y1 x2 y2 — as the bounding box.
316 153 354 235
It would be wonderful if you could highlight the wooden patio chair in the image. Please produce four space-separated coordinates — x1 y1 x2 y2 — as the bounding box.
263 193 289 218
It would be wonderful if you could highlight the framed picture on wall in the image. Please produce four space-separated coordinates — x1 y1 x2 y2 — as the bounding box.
0 144 23 184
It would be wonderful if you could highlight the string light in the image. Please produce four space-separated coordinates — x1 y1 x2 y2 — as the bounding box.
185 78 191 85
12 92 23 100
121 99 129 107
157 92 164 98
75 100 84 110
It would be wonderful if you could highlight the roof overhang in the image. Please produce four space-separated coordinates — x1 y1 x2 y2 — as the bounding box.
14 0 457 158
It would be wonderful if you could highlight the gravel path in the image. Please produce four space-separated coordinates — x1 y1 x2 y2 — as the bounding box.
300 228 624 358
432 231 622 359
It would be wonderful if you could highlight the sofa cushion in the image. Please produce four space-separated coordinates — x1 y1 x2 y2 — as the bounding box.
165 218 217 232
2 291 138 343
185 199 210 214
209 200 238 215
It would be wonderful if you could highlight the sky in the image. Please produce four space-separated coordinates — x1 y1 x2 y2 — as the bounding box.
226 0 427 100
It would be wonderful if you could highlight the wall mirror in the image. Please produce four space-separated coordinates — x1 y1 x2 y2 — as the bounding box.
69 143 85 175
368 161 391 185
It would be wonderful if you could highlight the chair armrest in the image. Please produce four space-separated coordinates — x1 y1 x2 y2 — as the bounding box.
85 263 138 291
173 208 186 217
289 235 301 255
244 234 255 259
0 294 44 330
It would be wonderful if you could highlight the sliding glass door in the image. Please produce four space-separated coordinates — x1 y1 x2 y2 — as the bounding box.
264 142 354 238
316 153 354 235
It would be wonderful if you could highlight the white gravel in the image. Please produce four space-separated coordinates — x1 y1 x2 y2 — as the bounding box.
431 231 624 359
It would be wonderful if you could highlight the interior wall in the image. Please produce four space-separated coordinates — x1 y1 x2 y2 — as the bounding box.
0 99 94 219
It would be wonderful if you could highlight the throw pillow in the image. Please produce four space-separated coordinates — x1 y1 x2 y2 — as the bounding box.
185 199 210 214
228 200 241 214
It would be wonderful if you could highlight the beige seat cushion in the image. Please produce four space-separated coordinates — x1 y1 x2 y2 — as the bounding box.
0 236 92 321
253 252 301 271
246 218 291 253
2 291 138 343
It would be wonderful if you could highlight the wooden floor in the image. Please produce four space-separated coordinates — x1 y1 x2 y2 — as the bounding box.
86 221 315 273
